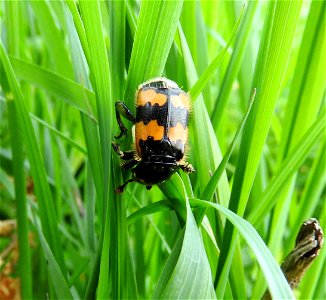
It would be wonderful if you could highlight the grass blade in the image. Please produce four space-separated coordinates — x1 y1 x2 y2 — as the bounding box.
190 199 294 300
0 40 67 276
7 101 33 299
248 110 326 226
10 57 96 118
33 213 73 300
189 5 245 102
124 0 184 104
215 2 303 296
153 197 216 299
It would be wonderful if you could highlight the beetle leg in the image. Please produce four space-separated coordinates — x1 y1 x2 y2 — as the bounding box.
115 178 137 193
121 159 139 170
115 101 136 139
178 161 195 173
112 142 136 160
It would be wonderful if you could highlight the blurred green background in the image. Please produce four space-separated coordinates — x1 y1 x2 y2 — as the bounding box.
0 1 325 299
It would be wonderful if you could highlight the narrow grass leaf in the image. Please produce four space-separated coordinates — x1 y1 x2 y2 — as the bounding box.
178 24 230 201
211 1 258 132
216 2 303 296
80 0 112 192
79 1 113 297
33 214 74 300
201 89 255 202
248 110 325 225
127 200 173 224
10 57 96 118
0 41 67 274
189 5 245 102
31 114 86 154
7 101 33 299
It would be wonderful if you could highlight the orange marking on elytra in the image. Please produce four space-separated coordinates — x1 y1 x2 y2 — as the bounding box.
137 89 167 106
135 120 165 156
168 123 188 145
170 93 189 109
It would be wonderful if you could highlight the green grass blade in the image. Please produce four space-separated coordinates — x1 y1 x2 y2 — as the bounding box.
195 88 255 225
124 0 184 104
189 5 245 102
31 114 86 154
153 197 216 299
10 57 96 118
79 1 113 297
211 1 258 132
0 40 67 275
248 110 326 225
215 2 303 296
190 199 295 300
7 100 33 299
290 141 325 238
80 0 112 195
178 24 230 202
33 213 74 300
278 0 326 160
29 1 73 78
200 89 255 203
127 200 173 224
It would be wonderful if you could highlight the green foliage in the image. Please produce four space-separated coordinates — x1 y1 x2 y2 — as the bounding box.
0 1 324 299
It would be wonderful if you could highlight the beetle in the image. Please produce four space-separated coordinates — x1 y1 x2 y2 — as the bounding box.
112 77 195 192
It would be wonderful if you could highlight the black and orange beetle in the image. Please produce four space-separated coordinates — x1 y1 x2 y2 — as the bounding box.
112 77 195 192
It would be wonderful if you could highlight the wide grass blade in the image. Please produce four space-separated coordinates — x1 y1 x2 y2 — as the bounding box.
78 1 113 297
153 198 216 299
124 0 184 105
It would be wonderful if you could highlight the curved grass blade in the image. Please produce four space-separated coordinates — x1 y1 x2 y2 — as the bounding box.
190 199 295 300
153 197 216 299
10 57 96 119
127 200 173 224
